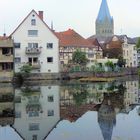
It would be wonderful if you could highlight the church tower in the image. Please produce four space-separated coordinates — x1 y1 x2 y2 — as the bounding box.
96 0 114 37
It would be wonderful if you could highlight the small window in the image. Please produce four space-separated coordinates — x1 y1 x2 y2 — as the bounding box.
15 57 21 63
15 111 21 118
29 123 39 131
31 19 36 25
14 43 20 48
47 57 53 63
28 43 38 48
28 30 38 36
32 135 37 140
48 96 54 102
47 110 54 116
47 43 53 49
29 111 39 117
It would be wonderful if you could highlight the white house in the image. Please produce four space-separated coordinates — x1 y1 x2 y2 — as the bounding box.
10 10 59 73
13 85 60 140
122 36 137 67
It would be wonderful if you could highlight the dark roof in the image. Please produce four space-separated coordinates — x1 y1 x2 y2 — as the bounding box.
88 34 136 45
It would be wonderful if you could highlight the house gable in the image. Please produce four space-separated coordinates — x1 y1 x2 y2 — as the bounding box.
10 10 58 40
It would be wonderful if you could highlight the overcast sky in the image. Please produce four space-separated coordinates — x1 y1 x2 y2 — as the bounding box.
0 0 140 38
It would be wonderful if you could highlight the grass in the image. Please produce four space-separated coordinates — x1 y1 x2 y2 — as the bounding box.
79 77 115 82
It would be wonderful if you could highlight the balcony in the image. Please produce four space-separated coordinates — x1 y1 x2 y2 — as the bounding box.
137 53 140 58
25 47 41 54
0 55 13 62
31 63 41 69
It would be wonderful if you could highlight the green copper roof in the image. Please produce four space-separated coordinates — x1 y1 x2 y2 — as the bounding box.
97 0 113 22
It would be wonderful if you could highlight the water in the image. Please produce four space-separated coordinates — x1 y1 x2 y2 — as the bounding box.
0 78 140 140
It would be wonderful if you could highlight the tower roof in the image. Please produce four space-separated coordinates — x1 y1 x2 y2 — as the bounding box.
97 0 112 22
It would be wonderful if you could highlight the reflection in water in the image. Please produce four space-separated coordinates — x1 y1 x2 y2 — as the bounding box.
0 79 140 140
0 83 14 126
12 85 60 140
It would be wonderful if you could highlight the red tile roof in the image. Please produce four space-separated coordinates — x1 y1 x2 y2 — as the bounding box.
87 38 102 50
0 36 8 40
55 29 94 48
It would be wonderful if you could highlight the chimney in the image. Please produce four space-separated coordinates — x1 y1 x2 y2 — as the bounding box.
38 11 43 20
3 33 6 37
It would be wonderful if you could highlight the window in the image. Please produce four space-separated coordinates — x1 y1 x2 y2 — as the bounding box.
28 30 38 36
14 43 20 48
29 123 39 131
47 43 53 49
88 54 94 58
15 57 21 63
47 57 53 63
15 111 21 118
28 57 38 65
47 110 54 116
2 63 13 70
31 19 36 25
29 111 39 117
2 48 12 55
28 43 38 48
48 96 54 102
32 135 37 140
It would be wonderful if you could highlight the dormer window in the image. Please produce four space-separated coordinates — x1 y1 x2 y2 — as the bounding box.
31 19 36 26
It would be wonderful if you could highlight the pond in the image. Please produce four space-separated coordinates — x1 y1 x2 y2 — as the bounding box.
0 77 140 140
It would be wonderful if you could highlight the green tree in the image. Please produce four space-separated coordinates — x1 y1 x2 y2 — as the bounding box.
20 64 32 78
136 37 140 49
72 49 88 65
105 60 115 71
117 55 126 67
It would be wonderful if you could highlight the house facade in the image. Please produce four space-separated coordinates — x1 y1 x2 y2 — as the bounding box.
11 10 59 74
55 29 103 70
103 35 123 58
0 37 14 81
13 85 60 140
122 36 137 67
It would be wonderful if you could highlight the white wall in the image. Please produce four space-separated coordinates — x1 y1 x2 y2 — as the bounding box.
13 85 60 140
12 10 59 73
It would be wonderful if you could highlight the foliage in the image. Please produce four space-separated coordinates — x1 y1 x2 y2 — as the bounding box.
105 60 115 71
136 37 140 49
72 49 88 65
117 55 126 67
90 64 105 73
19 64 32 78
138 69 140 76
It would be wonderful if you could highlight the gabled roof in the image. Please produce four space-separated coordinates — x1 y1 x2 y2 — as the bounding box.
9 9 58 39
55 29 94 48
96 0 113 22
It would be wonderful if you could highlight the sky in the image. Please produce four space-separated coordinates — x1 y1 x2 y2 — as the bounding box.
0 0 140 38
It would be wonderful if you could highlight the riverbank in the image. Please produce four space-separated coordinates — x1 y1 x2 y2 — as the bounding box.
0 67 138 83
79 77 115 82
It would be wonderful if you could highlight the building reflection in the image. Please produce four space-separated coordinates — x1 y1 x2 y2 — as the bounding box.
0 79 139 140
12 85 60 140
0 83 14 126
59 80 140 140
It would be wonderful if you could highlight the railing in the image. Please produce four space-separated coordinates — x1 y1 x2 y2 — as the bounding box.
31 63 41 69
25 47 41 54
0 55 13 62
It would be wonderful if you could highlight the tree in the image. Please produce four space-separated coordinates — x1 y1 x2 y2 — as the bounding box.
20 64 32 78
136 37 140 49
105 60 115 71
72 49 88 65
117 55 126 67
